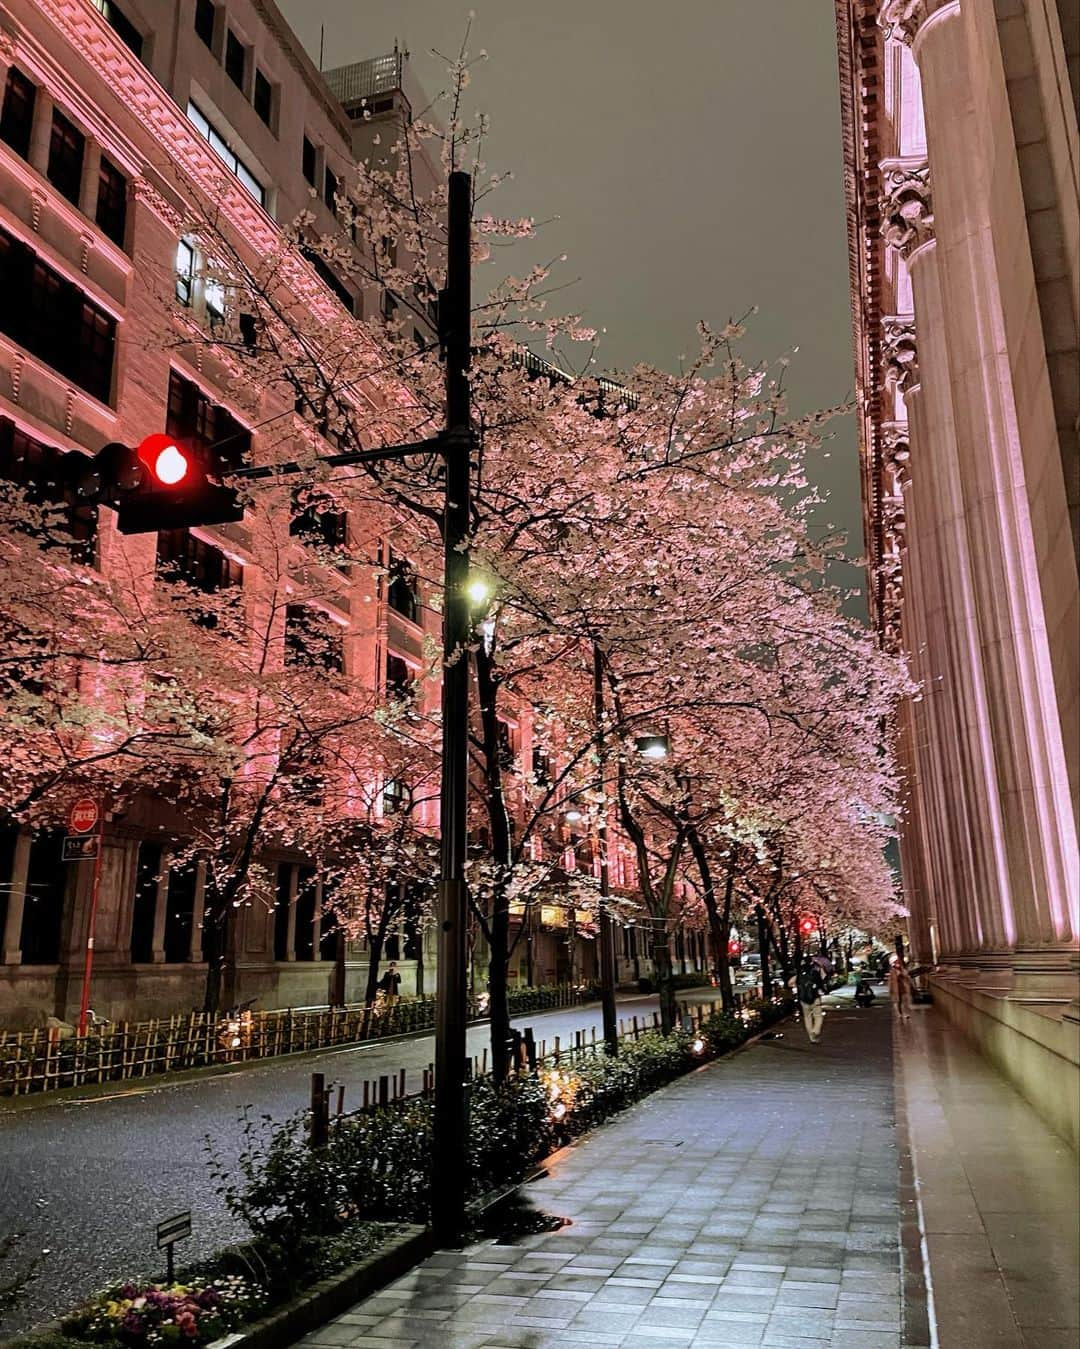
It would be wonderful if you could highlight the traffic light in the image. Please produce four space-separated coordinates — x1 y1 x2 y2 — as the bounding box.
799 916 816 937
95 434 244 534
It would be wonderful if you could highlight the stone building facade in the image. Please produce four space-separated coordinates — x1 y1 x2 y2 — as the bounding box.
836 0 1079 1142
0 0 688 1027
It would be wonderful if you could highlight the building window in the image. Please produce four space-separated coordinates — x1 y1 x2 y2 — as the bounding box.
323 165 337 210
273 863 292 960
91 0 143 59
162 860 196 963
0 228 116 404
285 604 345 673
0 418 98 563
0 68 35 160
386 552 419 623
194 0 215 50
385 651 413 701
166 369 250 467
130 841 162 962
18 831 67 966
187 101 265 208
47 107 85 206
532 747 552 786
300 246 353 312
496 720 519 773
157 528 243 594
302 134 316 186
294 865 317 960
383 779 411 815
225 29 246 89
95 156 128 248
175 238 195 306
290 491 347 555
253 68 273 126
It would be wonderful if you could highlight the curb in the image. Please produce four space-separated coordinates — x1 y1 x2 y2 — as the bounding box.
211 1226 434 1349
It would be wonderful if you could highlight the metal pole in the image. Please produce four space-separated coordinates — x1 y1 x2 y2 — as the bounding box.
433 169 472 1247
77 829 105 1037
593 644 619 1054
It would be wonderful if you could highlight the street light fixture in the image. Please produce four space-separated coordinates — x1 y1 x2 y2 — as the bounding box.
635 733 671 760
465 575 491 606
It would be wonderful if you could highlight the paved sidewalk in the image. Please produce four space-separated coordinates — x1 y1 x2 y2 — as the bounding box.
300 995 905 1348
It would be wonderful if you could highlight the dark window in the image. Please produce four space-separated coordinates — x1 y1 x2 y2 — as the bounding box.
93 1 143 58
194 0 215 49
381 289 398 323
323 165 337 209
301 135 316 185
532 747 552 785
385 651 412 700
163 859 195 963
318 899 338 961
130 841 162 962
225 30 245 88
294 865 317 960
496 720 518 773
0 418 98 563
384 931 400 962
290 491 347 555
0 68 35 160
383 779 411 815
47 108 85 206
166 369 250 467
386 552 419 623
300 246 353 312
95 156 127 248
175 238 195 307
156 528 242 594
187 101 265 207
0 228 116 404
404 885 425 961
285 604 344 673
19 831 68 965
253 69 272 126
273 862 291 960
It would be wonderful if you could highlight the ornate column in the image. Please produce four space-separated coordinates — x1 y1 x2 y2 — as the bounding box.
28 85 53 178
900 0 1077 984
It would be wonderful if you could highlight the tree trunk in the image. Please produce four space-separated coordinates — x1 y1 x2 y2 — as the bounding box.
362 919 388 1036
687 826 734 1013
201 881 237 1015
756 904 772 999
651 922 678 1033
475 645 514 1083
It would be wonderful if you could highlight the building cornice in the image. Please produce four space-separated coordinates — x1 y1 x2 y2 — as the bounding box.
835 0 888 637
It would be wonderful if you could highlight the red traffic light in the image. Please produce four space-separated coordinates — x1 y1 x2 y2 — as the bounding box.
728 939 741 955
136 433 191 487
799 916 816 936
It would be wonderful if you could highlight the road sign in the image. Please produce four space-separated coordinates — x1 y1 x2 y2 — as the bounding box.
63 835 100 863
68 798 100 834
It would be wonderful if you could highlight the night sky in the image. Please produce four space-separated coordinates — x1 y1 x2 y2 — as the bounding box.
279 1 866 611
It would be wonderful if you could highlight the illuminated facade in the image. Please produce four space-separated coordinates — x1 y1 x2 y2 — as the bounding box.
836 0 1079 1141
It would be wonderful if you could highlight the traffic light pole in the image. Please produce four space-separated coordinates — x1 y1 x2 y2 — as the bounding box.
432 170 473 1247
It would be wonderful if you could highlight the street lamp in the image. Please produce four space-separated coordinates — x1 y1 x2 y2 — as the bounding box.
635 733 671 760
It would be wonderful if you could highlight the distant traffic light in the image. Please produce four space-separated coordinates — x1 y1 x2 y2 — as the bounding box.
95 434 244 534
799 916 816 937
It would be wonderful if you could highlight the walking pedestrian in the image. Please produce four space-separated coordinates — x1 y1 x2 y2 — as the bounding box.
796 954 827 1044
888 955 913 1021
377 960 402 1007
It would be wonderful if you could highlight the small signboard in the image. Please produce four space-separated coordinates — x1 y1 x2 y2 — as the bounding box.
156 1209 192 1283
68 798 100 835
156 1210 192 1249
62 835 101 863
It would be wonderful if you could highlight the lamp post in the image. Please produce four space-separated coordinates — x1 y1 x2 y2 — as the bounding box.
432 169 474 1248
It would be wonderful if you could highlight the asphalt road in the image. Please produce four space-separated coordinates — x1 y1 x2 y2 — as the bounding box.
0 987 728 1334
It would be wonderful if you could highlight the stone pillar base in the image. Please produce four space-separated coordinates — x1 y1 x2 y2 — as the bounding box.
929 966 1080 1148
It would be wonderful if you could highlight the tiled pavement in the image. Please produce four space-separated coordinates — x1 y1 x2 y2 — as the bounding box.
299 994 906 1348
